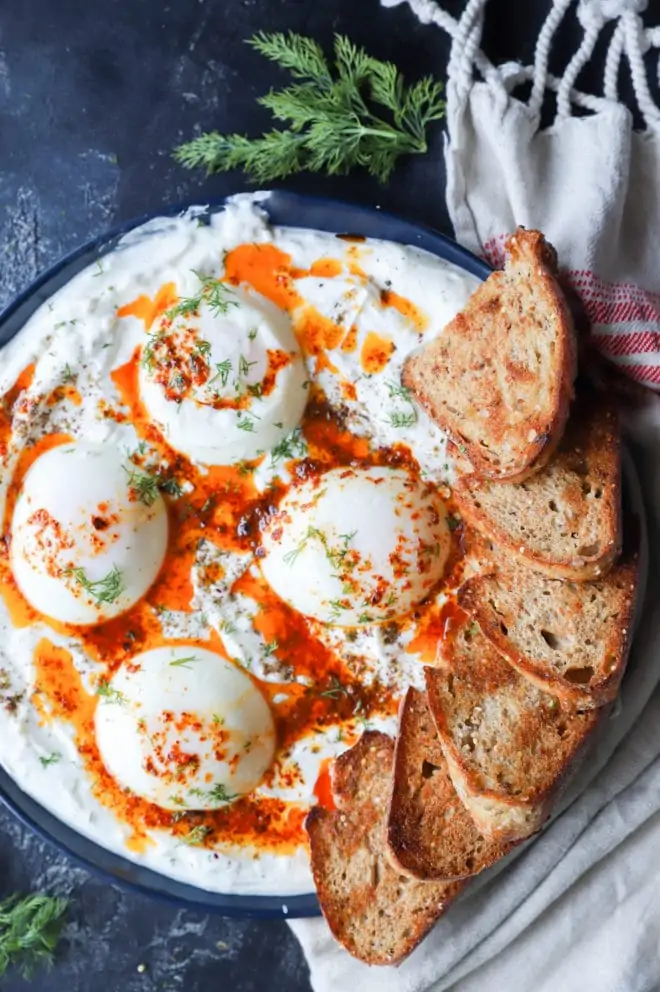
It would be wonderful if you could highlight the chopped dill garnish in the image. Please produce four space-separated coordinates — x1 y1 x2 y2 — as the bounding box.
190 783 237 805
388 410 417 428
238 354 257 377
386 380 413 401
165 271 237 321
180 825 212 846
95 678 127 705
66 565 124 605
38 753 61 768
140 330 165 372
210 358 232 388
169 655 198 670
320 676 349 699
270 427 307 465
124 467 160 507
159 476 184 498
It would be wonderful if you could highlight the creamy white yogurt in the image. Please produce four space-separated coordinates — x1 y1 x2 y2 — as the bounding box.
0 194 479 896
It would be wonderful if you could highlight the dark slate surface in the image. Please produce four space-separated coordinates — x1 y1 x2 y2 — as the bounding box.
0 1 600 989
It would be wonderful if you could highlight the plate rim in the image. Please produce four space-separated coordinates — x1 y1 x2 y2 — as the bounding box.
0 190 496 918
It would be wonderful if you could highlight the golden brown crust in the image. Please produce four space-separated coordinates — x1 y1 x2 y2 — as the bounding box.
453 396 622 582
424 616 602 842
305 733 462 966
386 688 513 880
403 227 576 483
458 553 639 708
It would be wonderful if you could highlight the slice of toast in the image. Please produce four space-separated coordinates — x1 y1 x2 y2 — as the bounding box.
387 688 513 880
458 552 638 708
403 228 576 482
453 396 622 581
425 614 601 842
305 732 463 965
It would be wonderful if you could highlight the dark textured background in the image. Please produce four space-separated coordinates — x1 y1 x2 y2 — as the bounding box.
0 1 637 988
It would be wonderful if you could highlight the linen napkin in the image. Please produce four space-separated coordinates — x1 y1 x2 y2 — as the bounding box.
290 2 660 989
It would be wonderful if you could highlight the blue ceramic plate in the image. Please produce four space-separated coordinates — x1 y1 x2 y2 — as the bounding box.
0 192 645 919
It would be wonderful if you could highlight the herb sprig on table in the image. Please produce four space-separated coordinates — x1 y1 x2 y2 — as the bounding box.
174 32 445 182
0 892 68 978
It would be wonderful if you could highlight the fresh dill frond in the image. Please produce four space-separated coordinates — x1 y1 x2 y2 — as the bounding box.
320 676 349 699
238 354 257 377
140 330 164 372
124 466 160 507
66 565 124 605
388 410 417 428
210 359 232 388
386 379 413 401
95 678 127 705
165 271 236 322
173 32 445 183
0 892 68 978
61 364 76 384
169 655 198 670
38 753 61 768
190 783 237 805
164 297 201 321
180 825 212 846
270 426 307 465
159 476 184 499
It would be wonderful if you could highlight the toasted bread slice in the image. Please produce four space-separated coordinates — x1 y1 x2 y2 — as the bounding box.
387 688 513 880
403 228 576 482
458 552 638 708
305 732 462 965
453 396 622 581
425 615 601 842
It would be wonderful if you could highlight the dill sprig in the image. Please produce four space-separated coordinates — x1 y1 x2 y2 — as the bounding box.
388 410 417 428
190 783 237 805
210 359 232 388
386 378 418 429
180 825 212 846
124 467 160 507
173 32 445 183
169 655 198 670
0 892 68 978
166 271 236 321
95 678 128 706
66 565 124 605
270 426 307 465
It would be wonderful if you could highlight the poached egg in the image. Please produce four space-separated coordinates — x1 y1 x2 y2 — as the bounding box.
259 466 451 626
95 646 276 810
10 441 168 625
